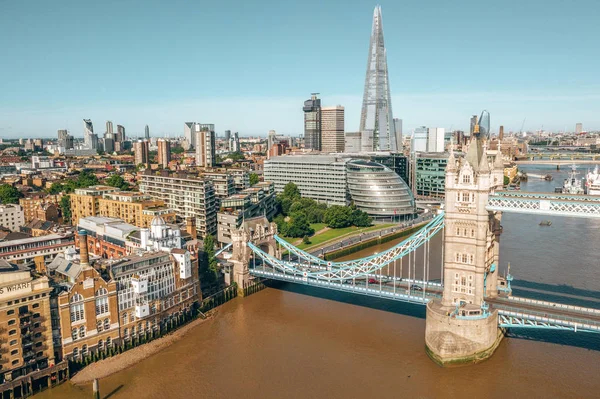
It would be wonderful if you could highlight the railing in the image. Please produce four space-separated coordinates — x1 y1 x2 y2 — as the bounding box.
505 296 600 316
495 304 600 333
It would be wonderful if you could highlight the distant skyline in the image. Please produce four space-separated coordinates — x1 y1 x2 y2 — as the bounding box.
1 0 599 138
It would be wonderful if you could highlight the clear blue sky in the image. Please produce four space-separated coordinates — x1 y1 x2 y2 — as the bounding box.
1 0 599 138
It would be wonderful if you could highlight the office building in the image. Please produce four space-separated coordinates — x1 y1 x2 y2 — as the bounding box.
224 130 232 143
217 182 277 244
346 160 414 219
359 6 396 152
139 171 217 237
76 216 138 259
195 124 216 167
345 132 362 153
264 155 414 219
134 140 150 167
184 122 195 148
0 205 25 232
98 191 175 228
57 129 73 149
393 118 402 151
303 94 321 151
267 130 277 153
230 132 240 152
470 115 478 136
157 139 171 168
412 126 428 153
103 133 115 153
70 186 118 227
116 125 126 143
414 152 449 198
576 123 583 134
427 127 445 152
83 119 98 150
321 106 345 153
106 121 113 135
477 110 490 138
144 125 150 140
0 260 56 384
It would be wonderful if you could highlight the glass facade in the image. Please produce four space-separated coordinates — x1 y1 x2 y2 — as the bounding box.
414 153 449 198
346 160 414 219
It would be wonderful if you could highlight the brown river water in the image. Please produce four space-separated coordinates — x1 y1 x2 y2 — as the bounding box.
37 165 600 398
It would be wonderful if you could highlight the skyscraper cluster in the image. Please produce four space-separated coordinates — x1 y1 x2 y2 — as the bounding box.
302 94 345 153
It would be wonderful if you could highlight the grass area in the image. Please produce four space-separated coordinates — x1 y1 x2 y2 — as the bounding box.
297 223 396 250
310 223 327 233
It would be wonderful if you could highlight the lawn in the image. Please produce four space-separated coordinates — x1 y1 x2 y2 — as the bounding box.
296 223 396 250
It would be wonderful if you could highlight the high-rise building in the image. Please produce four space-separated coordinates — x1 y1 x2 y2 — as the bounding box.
476 110 490 138
106 121 113 134
412 126 428 153
184 122 195 148
576 123 583 134
157 138 171 168
134 140 150 166
303 94 321 150
427 127 445 153
359 6 396 152
144 125 150 140
57 129 73 149
231 132 240 153
83 119 97 149
267 130 277 152
104 133 115 153
469 115 478 136
345 132 362 153
194 124 216 167
139 170 217 237
116 125 126 142
498 125 504 140
393 118 403 151
321 106 345 153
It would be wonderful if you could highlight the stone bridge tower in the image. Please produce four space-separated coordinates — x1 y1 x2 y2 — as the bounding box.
425 129 505 366
229 216 279 295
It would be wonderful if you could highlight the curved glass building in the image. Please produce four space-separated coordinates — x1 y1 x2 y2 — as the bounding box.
346 159 415 219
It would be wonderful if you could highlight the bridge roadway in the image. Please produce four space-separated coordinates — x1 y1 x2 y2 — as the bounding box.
250 265 600 332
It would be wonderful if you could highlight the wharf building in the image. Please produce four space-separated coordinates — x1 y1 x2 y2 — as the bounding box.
0 233 75 269
0 259 56 386
217 182 278 244
0 205 25 232
53 233 120 362
264 155 414 219
139 170 217 238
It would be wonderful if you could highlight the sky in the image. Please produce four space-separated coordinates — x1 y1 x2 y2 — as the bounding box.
1 0 599 139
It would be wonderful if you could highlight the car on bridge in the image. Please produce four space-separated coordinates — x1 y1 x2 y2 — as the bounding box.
411 284 423 291
368 278 379 284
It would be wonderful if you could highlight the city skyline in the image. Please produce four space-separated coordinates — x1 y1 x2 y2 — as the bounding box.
1 0 599 138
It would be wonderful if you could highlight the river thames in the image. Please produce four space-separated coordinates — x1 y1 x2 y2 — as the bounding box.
38 164 600 398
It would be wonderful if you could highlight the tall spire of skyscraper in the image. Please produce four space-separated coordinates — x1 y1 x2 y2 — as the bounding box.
359 5 396 152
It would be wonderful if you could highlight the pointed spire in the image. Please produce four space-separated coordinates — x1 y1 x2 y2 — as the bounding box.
478 140 490 173
465 137 481 172
446 137 457 172
494 149 504 169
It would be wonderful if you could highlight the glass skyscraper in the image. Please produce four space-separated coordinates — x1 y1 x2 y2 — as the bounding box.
359 6 396 152
303 94 321 151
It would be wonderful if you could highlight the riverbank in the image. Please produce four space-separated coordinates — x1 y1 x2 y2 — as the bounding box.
70 311 215 385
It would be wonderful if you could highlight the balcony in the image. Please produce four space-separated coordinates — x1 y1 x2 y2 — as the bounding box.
23 351 35 361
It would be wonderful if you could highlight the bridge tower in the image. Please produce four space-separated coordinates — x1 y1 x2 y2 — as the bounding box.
425 131 505 366
229 217 279 295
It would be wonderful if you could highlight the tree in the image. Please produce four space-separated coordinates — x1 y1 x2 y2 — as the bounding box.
323 206 353 229
0 184 22 204
60 195 72 224
249 173 259 186
105 174 129 190
171 146 184 154
76 170 99 188
351 209 372 227
282 182 301 200
273 215 289 236
302 235 311 245
285 212 314 238
503 175 510 185
200 235 218 285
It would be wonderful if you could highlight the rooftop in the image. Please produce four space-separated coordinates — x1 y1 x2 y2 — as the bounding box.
266 155 350 165
0 259 29 273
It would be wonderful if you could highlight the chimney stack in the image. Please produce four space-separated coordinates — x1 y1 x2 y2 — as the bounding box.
186 217 197 240
79 230 90 267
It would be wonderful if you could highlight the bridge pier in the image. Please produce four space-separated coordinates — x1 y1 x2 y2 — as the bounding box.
425 301 503 366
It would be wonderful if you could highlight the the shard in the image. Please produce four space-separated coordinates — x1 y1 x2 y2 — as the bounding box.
359 5 396 152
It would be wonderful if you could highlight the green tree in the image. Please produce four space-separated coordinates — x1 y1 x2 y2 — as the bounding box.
200 235 218 285
323 206 353 229
285 212 314 238
503 175 510 185
227 152 245 161
302 235 311 245
282 182 301 200
351 209 372 227
0 184 22 204
76 170 99 188
249 173 259 186
171 146 184 154
60 195 72 224
273 215 289 236
105 174 129 190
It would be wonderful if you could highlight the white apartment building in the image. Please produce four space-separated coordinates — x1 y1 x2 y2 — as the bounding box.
0 204 25 232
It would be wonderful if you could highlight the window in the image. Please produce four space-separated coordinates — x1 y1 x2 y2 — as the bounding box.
72 347 79 358
12 360 18 366
32 303 39 309
81 344 88 357
106 336 112 348
9 340 17 346
97 320 103 333
10 349 18 356
33 313 40 319
7 309 14 315
79 326 86 338
462 174 471 184
8 319 15 326
70 303 84 323
72 329 78 340
104 319 110 331
98 340 104 351
95 297 109 315
122 313 128 325
9 329 16 336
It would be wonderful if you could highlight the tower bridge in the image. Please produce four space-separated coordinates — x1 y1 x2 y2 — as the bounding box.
223 130 600 366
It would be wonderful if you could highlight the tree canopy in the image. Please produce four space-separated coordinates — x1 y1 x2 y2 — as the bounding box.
47 170 99 195
105 174 129 190
249 173 259 186
60 195 72 224
0 184 22 204
200 234 219 286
